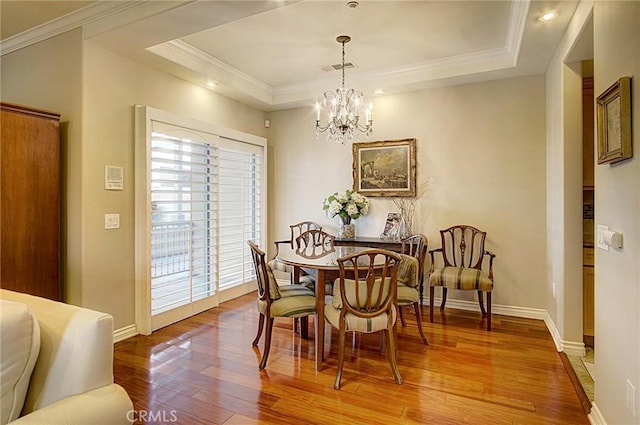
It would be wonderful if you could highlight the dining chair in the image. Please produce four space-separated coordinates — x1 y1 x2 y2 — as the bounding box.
247 241 317 369
396 234 429 345
289 221 322 249
325 249 403 389
296 229 337 296
428 225 496 330
295 229 336 253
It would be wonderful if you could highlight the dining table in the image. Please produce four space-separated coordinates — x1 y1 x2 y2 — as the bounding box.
275 242 389 371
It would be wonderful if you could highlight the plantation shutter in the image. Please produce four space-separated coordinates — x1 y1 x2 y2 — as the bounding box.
147 120 263 330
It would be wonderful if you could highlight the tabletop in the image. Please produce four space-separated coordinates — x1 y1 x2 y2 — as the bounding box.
275 243 389 270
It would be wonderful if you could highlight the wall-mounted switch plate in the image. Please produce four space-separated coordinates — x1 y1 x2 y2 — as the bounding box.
105 213 120 229
597 225 609 251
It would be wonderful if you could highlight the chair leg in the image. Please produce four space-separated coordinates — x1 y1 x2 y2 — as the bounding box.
334 325 347 390
486 292 492 331
440 287 448 310
300 316 309 339
413 302 429 345
419 283 424 310
477 290 487 316
386 329 403 385
429 286 435 323
259 317 275 370
253 314 264 346
399 306 407 327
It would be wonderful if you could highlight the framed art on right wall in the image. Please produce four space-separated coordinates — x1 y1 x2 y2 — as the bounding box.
597 76 632 164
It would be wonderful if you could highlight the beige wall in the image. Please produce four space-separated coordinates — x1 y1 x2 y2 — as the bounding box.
267 75 548 310
593 1 640 423
2 36 267 329
1 29 84 306
78 42 267 328
545 1 594 346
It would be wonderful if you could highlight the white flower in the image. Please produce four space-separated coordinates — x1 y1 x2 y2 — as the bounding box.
322 189 370 220
346 203 359 216
328 200 343 216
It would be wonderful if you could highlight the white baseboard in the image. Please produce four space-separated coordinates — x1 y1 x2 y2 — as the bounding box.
588 402 607 425
425 297 585 356
113 323 138 343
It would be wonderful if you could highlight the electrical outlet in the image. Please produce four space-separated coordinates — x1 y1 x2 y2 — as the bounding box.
627 379 636 417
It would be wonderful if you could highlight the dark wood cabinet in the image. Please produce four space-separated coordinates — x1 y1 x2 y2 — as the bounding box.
1 102 61 300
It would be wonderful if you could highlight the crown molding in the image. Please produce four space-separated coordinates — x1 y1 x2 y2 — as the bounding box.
506 0 531 60
1 0 530 109
0 1 143 56
152 0 528 108
147 39 274 105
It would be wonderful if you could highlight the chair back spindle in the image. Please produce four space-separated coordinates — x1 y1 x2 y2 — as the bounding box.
290 221 322 248
440 225 486 270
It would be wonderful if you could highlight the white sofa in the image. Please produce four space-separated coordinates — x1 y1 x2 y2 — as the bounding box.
0 289 133 425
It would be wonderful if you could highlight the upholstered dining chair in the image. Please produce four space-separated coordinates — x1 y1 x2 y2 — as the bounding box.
247 241 317 369
428 225 496 330
396 234 429 345
325 249 403 389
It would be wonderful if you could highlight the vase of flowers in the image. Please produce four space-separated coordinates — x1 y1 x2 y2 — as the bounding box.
322 189 370 239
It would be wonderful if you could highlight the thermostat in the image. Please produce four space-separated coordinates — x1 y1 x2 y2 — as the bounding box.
105 166 124 190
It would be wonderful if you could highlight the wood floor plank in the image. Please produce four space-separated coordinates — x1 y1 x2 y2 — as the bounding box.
114 292 589 425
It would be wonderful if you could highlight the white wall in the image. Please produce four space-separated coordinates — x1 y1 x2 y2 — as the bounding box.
267 75 548 310
592 1 640 423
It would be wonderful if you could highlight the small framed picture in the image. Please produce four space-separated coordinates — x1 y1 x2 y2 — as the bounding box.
380 212 401 240
597 76 632 164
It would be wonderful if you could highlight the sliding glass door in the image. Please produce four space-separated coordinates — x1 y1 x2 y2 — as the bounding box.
135 107 265 333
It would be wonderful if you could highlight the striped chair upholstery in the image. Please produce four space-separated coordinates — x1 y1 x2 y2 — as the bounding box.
396 235 429 345
324 249 403 389
428 267 493 292
248 241 317 369
428 225 496 331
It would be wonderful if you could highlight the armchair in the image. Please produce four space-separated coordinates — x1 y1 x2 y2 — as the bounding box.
428 225 496 330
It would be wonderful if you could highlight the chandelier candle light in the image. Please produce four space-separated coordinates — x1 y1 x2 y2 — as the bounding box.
315 35 373 144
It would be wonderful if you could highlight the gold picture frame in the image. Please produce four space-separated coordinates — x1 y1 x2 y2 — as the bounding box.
597 76 632 164
352 138 416 197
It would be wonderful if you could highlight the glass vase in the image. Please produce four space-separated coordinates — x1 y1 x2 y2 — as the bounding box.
338 223 356 239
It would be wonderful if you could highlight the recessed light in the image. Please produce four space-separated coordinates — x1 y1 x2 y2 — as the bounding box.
374 89 385 95
538 11 557 22
207 81 217 88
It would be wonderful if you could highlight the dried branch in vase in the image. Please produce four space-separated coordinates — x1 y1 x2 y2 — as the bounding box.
392 179 432 238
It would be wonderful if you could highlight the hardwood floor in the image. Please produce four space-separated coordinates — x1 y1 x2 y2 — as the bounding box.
114 293 589 425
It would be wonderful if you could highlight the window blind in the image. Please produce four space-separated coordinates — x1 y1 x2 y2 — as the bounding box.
149 123 262 319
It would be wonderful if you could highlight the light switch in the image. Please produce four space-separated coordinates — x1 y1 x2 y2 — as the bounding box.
105 214 120 229
596 225 609 251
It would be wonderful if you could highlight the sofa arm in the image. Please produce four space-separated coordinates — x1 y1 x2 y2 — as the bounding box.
0 290 115 412
10 384 133 425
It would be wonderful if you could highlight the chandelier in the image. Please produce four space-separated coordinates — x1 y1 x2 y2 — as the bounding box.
315 35 373 144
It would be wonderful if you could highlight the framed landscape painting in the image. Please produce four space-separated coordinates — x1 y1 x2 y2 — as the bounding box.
352 138 416 197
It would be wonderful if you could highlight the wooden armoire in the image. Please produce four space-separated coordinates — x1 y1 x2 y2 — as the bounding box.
1 102 61 300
